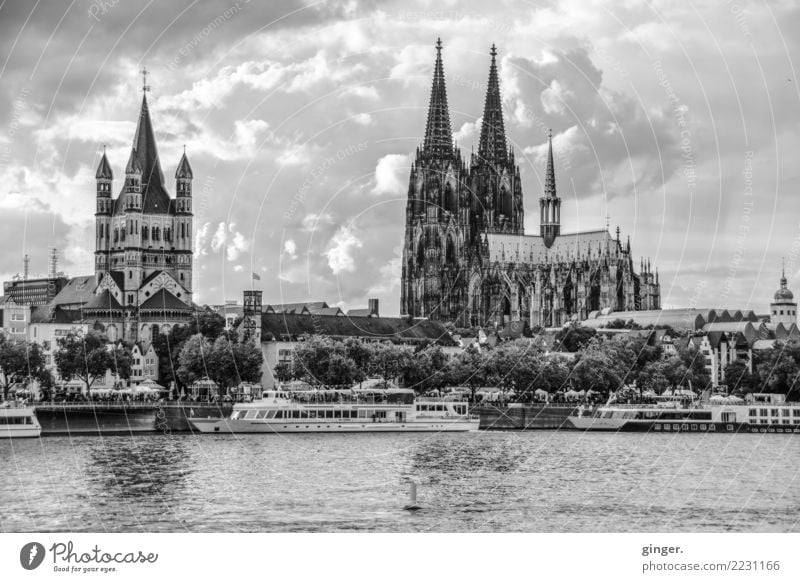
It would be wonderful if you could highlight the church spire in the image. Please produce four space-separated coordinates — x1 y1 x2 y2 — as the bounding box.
422 38 453 158
544 129 556 198
129 92 165 189
477 44 507 166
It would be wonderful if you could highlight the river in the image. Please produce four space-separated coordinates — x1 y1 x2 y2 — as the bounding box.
1 431 798 532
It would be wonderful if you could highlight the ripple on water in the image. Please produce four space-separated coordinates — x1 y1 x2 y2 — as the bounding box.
1 431 799 532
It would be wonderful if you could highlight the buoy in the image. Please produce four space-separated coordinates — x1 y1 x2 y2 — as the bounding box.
403 481 421 511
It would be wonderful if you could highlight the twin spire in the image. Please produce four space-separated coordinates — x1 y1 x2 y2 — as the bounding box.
423 38 453 158
422 40 514 169
477 44 507 166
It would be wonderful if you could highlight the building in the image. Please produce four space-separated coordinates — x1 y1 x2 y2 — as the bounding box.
770 267 796 326
87 78 194 345
129 343 159 383
1 298 30 340
3 275 68 307
400 40 660 329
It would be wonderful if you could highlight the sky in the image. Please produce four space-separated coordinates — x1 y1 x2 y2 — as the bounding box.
1 0 799 316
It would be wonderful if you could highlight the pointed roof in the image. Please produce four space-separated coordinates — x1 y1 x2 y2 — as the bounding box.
140 288 191 311
83 289 123 311
477 45 507 166
544 130 556 198
422 38 453 158
96 150 113 180
175 149 193 179
115 93 172 215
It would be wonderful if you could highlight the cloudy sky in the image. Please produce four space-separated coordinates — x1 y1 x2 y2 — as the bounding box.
1 0 799 315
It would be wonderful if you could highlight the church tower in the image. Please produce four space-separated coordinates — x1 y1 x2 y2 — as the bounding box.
539 131 561 248
470 45 524 235
87 69 194 345
400 39 470 321
95 148 113 273
770 264 796 325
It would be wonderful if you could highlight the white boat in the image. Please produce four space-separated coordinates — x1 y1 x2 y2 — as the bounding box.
568 393 800 433
188 388 480 433
0 403 42 438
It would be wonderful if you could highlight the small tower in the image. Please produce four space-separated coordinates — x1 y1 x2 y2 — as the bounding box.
95 148 113 272
540 130 561 248
174 147 193 292
242 289 263 344
771 263 797 325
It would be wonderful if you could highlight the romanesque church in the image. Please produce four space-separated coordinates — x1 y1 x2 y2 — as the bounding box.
87 85 195 343
400 40 661 329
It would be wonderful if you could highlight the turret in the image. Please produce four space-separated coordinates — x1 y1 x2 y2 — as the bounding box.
95 149 113 271
175 147 193 214
540 130 561 248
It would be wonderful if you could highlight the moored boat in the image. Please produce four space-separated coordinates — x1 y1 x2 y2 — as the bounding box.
188 388 480 433
568 393 800 433
0 403 42 438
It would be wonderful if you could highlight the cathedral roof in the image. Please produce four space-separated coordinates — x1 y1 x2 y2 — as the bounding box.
422 38 453 158
115 93 173 215
175 150 193 179
95 151 113 180
486 230 613 264
50 275 96 307
477 45 507 166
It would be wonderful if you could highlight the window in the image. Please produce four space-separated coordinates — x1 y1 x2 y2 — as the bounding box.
11 313 25 321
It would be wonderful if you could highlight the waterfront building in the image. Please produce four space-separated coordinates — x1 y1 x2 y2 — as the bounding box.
129 343 159 383
399 40 661 329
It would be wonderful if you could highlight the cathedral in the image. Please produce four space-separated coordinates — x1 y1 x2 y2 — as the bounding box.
400 40 661 329
87 78 194 344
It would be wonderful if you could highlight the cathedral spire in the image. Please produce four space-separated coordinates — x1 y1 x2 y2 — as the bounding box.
544 129 556 198
422 38 453 158
477 44 507 166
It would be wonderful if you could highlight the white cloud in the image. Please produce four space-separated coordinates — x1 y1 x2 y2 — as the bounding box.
371 154 410 196
205 221 250 262
325 225 362 274
283 239 297 259
301 213 333 232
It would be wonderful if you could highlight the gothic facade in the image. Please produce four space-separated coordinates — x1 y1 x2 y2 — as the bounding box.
88 88 194 345
400 41 661 329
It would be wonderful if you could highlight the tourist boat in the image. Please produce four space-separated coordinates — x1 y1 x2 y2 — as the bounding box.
0 403 42 438
187 388 480 433
568 393 800 433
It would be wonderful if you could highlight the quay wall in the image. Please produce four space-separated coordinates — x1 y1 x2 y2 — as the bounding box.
476 404 582 430
158 402 233 432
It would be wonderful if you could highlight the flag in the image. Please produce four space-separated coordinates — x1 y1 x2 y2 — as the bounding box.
252 272 261 281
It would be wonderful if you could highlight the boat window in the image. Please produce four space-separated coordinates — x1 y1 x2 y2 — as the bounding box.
749 409 757 417
334 410 341 418
781 409 790 416
771 409 779 417
256 410 267 419
760 409 768 416
793 410 800 417
275 410 284 419
308 411 316 418
245 410 258 419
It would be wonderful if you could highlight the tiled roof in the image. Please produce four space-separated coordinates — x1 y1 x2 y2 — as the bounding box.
140 289 191 311
51 275 96 306
261 313 457 346
83 290 123 311
267 301 328 314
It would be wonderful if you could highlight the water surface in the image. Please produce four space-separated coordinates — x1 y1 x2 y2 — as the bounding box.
1 431 798 532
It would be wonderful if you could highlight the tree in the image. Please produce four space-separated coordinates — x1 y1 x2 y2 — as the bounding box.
723 360 756 394
176 334 213 387
371 342 407 387
754 342 800 399
0 335 47 399
676 343 712 391
205 336 264 392
54 331 123 391
554 323 596 352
